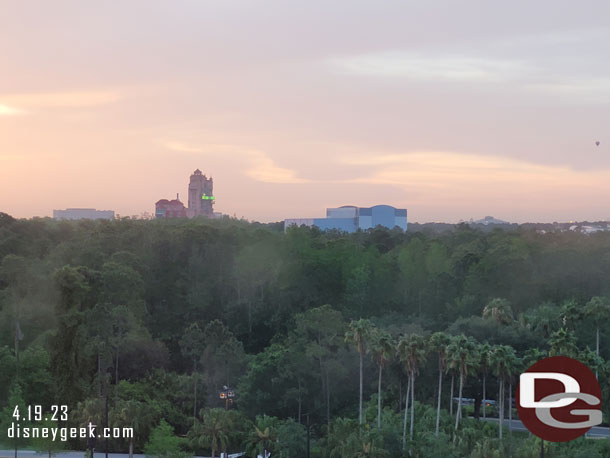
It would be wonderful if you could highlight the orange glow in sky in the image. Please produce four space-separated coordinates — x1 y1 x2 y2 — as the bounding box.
1 1 610 223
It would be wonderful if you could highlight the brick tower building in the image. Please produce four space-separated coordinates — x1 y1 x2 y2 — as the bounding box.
187 169 214 218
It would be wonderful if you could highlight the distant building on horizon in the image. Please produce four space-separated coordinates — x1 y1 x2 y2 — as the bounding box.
155 169 216 219
53 208 115 220
470 215 509 225
285 205 407 232
155 195 187 219
187 169 214 218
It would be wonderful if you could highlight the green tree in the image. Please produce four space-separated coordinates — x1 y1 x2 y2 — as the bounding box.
245 415 278 458
276 418 307 458
50 266 91 405
188 408 233 458
519 302 561 338
584 296 610 376
295 305 345 429
447 335 479 430
179 323 205 420
397 333 427 447
477 342 491 420
114 399 158 458
522 347 547 368
32 417 66 458
429 331 451 436
482 298 514 325
369 329 394 429
397 239 427 314
0 346 16 404
201 319 246 407
560 299 583 331
489 345 517 439
0 385 30 458
144 419 185 458
548 328 579 357
345 318 373 426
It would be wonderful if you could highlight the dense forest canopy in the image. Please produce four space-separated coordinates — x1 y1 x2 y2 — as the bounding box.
1 212 610 457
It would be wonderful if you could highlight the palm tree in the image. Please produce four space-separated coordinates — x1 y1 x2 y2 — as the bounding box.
489 344 517 439
482 298 514 325
578 348 604 382
548 328 578 357
114 400 156 458
245 416 277 458
179 323 205 422
345 319 373 426
505 353 521 434
189 408 232 458
477 342 491 419
448 364 456 417
73 398 105 458
369 329 394 429
397 333 427 448
327 417 358 458
584 296 610 376
522 347 547 368
429 331 451 436
447 335 479 430
560 299 583 331
73 397 105 429
519 302 561 338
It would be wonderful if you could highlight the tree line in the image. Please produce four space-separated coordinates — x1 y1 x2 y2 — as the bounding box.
1 212 610 456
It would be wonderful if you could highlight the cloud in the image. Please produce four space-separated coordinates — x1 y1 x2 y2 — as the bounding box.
339 151 610 199
0 104 24 116
164 141 205 154
164 141 309 184
330 52 530 83
524 77 610 103
0 91 120 111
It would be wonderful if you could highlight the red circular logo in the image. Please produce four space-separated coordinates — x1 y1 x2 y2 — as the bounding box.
516 356 602 442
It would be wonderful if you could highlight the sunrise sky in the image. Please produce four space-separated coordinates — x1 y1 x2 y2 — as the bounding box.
1 1 610 223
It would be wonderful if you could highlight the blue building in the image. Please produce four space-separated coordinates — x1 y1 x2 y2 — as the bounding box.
285 205 407 232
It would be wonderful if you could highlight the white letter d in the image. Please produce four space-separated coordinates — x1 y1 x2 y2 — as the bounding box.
520 372 580 408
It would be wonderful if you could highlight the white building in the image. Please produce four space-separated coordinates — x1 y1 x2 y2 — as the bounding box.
53 208 115 220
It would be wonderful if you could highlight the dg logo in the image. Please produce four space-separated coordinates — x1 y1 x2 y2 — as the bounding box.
516 356 602 442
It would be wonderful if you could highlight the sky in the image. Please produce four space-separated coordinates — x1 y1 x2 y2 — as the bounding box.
1 0 610 223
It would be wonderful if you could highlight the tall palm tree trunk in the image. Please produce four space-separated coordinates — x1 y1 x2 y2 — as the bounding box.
435 367 443 436
450 374 454 416
402 376 411 450
98 351 102 397
193 359 198 421
482 374 486 419
115 346 119 401
409 371 415 440
455 371 464 430
596 326 600 379
377 363 383 429
359 349 363 426
325 367 331 434
596 326 600 356
498 378 503 439
508 380 512 432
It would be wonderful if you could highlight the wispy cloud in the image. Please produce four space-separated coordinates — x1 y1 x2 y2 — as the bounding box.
524 77 610 103
164 141 309 184
340 151 610 196
329 50 610 103
0 91 120 112
0 104 24 116
330 52 530 83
